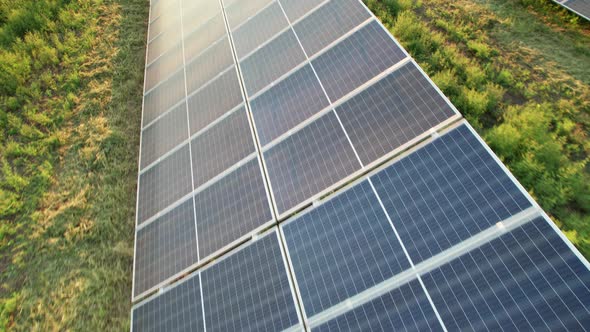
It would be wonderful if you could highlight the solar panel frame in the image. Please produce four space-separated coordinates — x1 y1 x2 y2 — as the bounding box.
555 0 590 21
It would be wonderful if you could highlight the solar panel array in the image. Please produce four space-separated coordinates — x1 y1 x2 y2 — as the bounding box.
132 0 590 330
555 0 590 21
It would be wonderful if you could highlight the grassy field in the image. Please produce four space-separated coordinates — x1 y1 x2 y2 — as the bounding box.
0 0 588 330
0 0 146 330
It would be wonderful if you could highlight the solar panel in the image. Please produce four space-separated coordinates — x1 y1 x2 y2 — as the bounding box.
311 20 407 102
133 0 590 329
336 61 459 165
133 198 198 298
187 67 243 135
132 273 204 332
231 2 289 60
371 123 533 263
190 106 256 189
240 28 307 96
264 111 362 215
201 230 302 331
282 180 411 316
250 64 329 146
194 157 273 260
293 0 371 57
423 216 590 330
140 102 187 169
137 144 192 224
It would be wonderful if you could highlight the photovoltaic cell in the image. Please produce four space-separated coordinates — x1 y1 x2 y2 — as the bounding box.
225 0 273 29
250 64 330 146
133 198 198 298
144 43 183 92
312 20 406 102
140 102 188 169
336 61 458 165
423 217 590 331
137 144 193 224
201 231 301 332
190 107 256 189
149 0 179 23
132 274 204 332
371 124 532 263
231 2 289 59
293 0 371 57
283 181 411 316
279 0 325 22
313 280 443 332
240 29 307 96
148 11 180 42
187 67 243 134
194 158 273 259
183 14 227 62
143 70 185 125
185 37 234 94
264 111 362 215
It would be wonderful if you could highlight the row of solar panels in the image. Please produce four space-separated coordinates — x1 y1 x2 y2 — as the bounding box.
132 121 590 331
133 0 590 330
555 0 590 21
134 0 463 300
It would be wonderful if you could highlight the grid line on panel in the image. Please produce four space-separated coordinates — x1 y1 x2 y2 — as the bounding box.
336 61 458 166
250 64 329 146
187 67 244 134
140 102 188 169
293 0 371 58
133 198 198 298
423 217 590 331
194 158 273 260
370 124 532 264
147 27 182 64
201 232 301 332
231 2 289 60
148 10 181 43
137 144 193 224
282 181 411 317
311 20 407 102
190 107 256 189
313 280 444 332
264 111 362 216
132 274 204 332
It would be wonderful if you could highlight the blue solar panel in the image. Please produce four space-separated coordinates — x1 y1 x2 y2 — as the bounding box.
283 180 410 316
371 124 532 263
201 231 302 331
423 217 590 330
313 280 443 332
132 273 204 332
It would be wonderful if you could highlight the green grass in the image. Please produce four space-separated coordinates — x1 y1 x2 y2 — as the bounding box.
0 0 146 330
367 0 590 257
